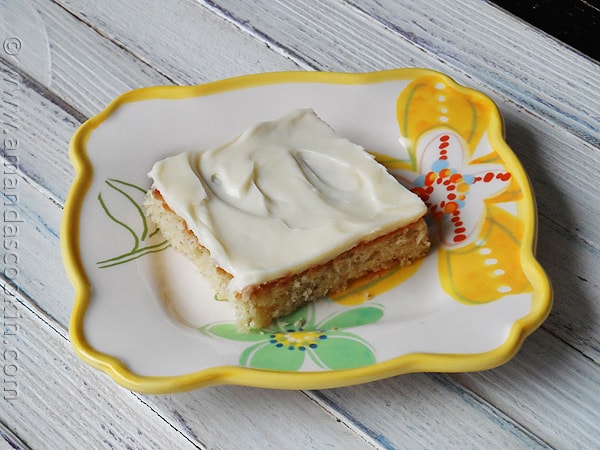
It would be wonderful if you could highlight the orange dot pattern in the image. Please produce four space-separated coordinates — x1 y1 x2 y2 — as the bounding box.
411 134 511 244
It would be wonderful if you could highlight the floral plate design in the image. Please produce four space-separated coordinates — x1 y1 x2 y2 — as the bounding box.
62 69 552 393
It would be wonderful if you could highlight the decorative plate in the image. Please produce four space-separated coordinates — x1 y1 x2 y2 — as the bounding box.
62 69 552 393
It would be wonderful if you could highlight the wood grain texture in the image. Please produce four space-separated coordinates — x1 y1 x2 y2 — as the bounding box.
1 306 199 449
488 0 600 61
453 329 600 448
30 0 173 117
1 0 599 448
312 375 550 449
144 388 379 449
0 59 78 324
208 0 599 142
55 0 304 86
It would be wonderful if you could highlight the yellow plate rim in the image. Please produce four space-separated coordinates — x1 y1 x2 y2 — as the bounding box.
61 68 552 393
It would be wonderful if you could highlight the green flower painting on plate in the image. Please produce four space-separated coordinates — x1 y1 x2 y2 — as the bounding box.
200 301 384 371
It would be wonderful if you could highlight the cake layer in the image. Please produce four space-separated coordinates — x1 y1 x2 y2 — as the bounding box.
145 190 429 329
147 109 427 293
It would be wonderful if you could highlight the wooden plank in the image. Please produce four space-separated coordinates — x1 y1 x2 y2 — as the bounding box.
498 109 600 363
347 0 599 145
54 0 303 88
0 419 30 450
535 218 600 363
27 0 174 118
487 0 600 61
1 0 52 88
4 0 301 120
0 0 172 124
315 327 600 448
0 62 77 207
143 388 379 449
0 65 77 329
312 374 549 448
452 328 600 448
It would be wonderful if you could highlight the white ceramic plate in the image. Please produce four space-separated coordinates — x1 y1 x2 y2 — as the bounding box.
62 69 552 393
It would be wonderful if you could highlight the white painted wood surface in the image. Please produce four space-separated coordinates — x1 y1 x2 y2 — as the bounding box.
1 0 598 448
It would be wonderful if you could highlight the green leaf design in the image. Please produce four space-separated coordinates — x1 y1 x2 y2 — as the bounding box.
240 341 305 371
309 332 376 370
199 323 268 342
319 306 384 330
96 178 169 268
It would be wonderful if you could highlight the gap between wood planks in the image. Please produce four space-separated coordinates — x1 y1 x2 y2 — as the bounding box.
48 0 181 86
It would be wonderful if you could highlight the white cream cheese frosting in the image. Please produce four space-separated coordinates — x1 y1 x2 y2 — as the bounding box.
148 109 427 292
